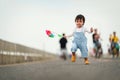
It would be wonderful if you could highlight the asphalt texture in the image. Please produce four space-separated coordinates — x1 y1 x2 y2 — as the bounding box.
0 57 120 80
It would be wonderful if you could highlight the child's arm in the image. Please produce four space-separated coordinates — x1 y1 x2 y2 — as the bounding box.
66 33 73 38
90 27 93 33
85 27 93 33
66 28 75 38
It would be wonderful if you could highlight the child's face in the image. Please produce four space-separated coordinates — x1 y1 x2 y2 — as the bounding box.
75 19 84 28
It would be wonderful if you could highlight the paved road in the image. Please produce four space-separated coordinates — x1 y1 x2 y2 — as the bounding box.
0 57 120 80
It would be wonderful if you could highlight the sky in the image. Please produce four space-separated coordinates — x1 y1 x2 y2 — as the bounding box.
0 0 120 55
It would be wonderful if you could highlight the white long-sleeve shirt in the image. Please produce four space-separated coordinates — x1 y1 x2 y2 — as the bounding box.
68 26 92 37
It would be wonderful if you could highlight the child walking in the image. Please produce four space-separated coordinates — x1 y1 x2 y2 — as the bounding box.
67 14 93 64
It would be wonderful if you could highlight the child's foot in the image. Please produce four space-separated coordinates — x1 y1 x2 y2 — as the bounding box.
84 58 90 65
71 54 76 62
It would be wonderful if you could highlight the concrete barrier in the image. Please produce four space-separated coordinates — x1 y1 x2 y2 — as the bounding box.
0 39 55 65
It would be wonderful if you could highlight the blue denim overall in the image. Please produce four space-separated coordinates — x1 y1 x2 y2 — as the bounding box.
71 31 88 58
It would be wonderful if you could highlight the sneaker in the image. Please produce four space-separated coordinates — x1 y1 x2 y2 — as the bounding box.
71 54 76 62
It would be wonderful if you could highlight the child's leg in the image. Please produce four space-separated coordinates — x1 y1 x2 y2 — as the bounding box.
71 43 77 62
71 52 76 62
84 57 89 65
79 43 90 64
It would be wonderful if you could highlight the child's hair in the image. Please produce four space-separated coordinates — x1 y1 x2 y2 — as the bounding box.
75 14 85 24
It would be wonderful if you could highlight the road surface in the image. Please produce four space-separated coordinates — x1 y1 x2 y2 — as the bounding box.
0 57 120 80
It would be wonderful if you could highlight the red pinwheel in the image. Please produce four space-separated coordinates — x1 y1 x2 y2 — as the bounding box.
45 29 62 38
46 30 54 38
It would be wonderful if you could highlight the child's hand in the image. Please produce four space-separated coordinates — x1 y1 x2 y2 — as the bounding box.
66 34 73 38
90 27 93 33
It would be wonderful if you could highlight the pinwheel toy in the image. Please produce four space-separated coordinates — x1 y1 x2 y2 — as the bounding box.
45 30 62 38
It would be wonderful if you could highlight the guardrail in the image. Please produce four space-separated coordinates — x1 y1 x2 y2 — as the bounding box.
0 39 54 65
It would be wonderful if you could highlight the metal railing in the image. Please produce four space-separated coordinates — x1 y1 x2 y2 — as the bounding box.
0 39 54 65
